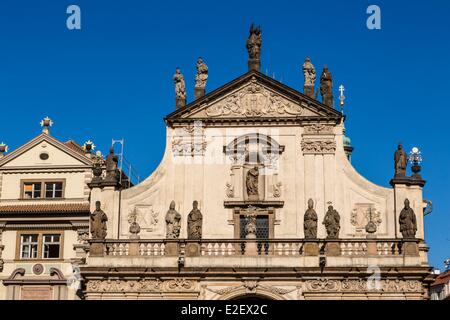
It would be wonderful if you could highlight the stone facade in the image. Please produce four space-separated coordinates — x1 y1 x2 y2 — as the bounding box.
81 70 433 300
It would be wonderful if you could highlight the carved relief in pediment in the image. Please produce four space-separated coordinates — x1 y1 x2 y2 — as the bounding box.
205 82 304 118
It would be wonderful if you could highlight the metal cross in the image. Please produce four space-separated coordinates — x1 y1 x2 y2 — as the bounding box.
339 84 345 98
339 84 345 108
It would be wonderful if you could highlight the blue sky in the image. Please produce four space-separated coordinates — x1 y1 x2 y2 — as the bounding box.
0 0 449 268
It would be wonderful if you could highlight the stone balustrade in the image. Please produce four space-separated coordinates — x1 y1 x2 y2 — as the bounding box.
89 238 419 258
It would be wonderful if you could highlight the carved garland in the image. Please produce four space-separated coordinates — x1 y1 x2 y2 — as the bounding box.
305 279 422 292
206 281 297 296
86 278 196 293
303 124 334 135
301 139 336 154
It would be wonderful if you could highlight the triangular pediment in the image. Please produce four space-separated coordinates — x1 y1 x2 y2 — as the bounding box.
0 133 92 169
165 70 342 124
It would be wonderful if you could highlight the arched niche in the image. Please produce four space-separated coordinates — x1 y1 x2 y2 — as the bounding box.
224 133 284 201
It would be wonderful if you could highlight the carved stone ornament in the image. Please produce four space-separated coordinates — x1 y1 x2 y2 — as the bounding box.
166 278 196 291
303 123 334 135
273 182 282 198
305 279 422 293
128 210 141 239
205 82 304 118
172 121 207 156
301 139 336 154
225 182 234 198
206 282 297 296
351 204 382 231
77 228 90 243
129 205 159 232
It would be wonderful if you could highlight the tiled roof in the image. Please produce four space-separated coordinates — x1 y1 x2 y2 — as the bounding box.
431 270 450 287
64 140 87 156
0 202 90 214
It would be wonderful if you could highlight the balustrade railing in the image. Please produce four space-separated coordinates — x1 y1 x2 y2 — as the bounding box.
89 238 415 258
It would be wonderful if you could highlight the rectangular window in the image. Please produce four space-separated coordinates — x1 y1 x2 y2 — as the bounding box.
18 233 63 260
44 182 63 198
21 180 64 199
23 183 42 199
20 234 39 259
239 215 269 255
42 234 61 259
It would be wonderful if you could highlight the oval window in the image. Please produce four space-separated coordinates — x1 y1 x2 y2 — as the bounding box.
39 152 49 160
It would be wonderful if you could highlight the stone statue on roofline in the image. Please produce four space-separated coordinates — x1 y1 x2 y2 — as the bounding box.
304 199 318 239
173 68 187 108
90 201 108 240
323 205 340 239
246 23 262 71
165 201 181 239
399 199 417 239
320 65 333 107
394 144 408 177
187 200 203 239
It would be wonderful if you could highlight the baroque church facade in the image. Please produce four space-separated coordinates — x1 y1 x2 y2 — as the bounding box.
0 26 434 300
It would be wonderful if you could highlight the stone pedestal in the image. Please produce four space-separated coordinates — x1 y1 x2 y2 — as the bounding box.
325 242 341 256
366 241 378 256
186 243 200 257
245 241 258 255
322 94 333 107
194 87 205 100
90 242 105 257
303 242 319 256
245 233 258 255
304 85 314 98
128 242 139 256
176 97 186 109
403 240 419 256
248 59 260 71
164 242 179 256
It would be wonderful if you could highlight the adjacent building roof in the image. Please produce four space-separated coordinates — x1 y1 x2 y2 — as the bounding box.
0 133 93 168
0 202 90 214
431 270 450 287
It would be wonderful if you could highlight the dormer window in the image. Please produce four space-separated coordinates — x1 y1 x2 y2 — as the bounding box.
21 180 65 199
